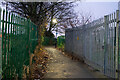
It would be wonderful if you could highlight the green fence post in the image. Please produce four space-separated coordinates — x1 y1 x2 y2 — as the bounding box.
12 14 16 77
7 12 10 78
4 11 8 72
9 13 13 78
0 7 2 80
27 19 30 66
2 9 5 78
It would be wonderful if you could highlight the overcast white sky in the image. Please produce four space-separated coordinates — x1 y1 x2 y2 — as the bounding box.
0 1 119 20
75 2 118 20
81 0 119 2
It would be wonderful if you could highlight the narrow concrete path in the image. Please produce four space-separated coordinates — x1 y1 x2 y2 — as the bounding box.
44 47 106 78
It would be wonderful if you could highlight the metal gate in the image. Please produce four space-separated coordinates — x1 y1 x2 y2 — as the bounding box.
65 9 120 78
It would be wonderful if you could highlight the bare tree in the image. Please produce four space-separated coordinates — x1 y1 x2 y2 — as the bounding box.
78 11 92 26
44 2 77 37
2 1 92 37
2 2 76 43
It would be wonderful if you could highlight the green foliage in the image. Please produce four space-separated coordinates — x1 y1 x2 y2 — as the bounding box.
42 37 56 46
44 31 54 38
57 36 65 50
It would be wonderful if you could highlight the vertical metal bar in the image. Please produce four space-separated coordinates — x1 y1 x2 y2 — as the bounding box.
104 15 108 75
15 15 17 36
110 13 112 77
10 13 13 78
116 10 119 78
0 8 1 34
12 14 16 75
111 13 113 77
109 14 111 76
98 28 100 69
4 10 8 67
16 16 18 34
7 12 10 77
27 19 30 68
15 15 18 77
2 9 5 69
109 14 110 76
113 12 116 78
95 29 97 67
14 15 17 71
107 15 109 76
7 12 10 63
0 7 2 80
118 2 120 79
111 13 114 78
89 29 92 62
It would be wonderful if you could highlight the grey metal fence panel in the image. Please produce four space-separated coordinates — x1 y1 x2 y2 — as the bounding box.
65 11 118 78
82 19 105 74
65 29 73 53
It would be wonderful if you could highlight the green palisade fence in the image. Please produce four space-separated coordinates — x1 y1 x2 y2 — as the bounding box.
1 9 38 78
42 36 65 48
57 36 65 49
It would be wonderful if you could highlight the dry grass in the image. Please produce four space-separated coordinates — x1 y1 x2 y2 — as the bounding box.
30 45 49 79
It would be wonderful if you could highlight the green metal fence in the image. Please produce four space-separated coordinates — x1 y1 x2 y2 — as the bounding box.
57 36 65 49
42 36 65 49
1 9 38 78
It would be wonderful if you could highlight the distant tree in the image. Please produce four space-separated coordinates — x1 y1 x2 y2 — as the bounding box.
78 11 92 26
